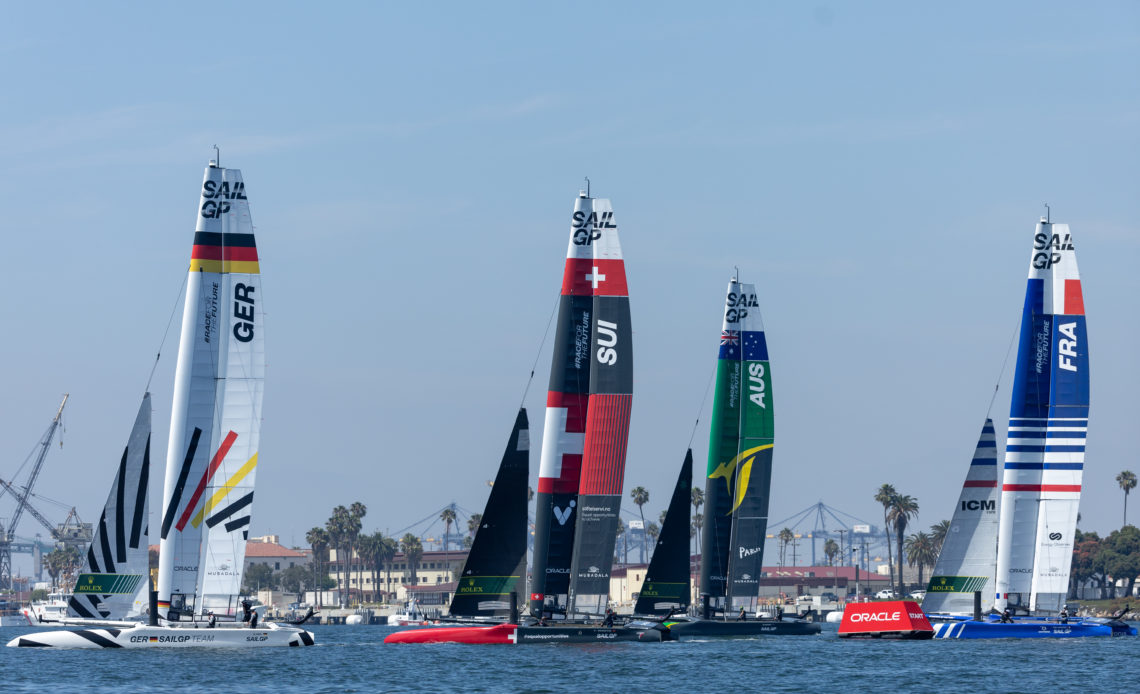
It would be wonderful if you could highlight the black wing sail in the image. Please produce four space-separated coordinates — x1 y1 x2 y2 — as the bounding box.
634 451 693 616
449 409 530 618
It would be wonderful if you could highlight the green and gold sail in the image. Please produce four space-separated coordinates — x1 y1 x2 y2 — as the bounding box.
699 278 774 613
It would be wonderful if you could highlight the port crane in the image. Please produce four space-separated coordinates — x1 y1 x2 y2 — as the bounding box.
0 394 70 590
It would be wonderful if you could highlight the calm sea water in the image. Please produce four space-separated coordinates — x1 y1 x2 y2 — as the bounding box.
3 623 1139 693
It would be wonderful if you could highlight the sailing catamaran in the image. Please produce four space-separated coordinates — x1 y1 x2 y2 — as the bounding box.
664 277 817 637
9 159 314 648
388 190 669 644
930 215 1133 639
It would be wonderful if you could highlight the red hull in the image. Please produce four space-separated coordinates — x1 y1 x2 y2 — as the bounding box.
385 624 517 644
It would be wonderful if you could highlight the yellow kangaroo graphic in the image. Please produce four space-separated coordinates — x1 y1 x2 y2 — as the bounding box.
707 444 773 514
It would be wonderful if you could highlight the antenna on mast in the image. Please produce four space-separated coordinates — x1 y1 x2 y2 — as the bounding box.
213 144 221 168
733 266 739 282
1044 203 1050 223
584 177 590 198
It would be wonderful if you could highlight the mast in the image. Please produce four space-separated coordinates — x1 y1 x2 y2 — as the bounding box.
157 160 264 620
530 191 596 616
723 281 773 612
565 194 632 618
994 217 1087 614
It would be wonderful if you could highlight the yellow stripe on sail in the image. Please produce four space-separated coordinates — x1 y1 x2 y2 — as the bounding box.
189 259 261 274
191 453 258 528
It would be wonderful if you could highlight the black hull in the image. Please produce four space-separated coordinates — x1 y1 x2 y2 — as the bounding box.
666 619 821 637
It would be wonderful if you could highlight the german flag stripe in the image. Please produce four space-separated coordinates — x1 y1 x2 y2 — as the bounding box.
192 245 259 261
193 232 257 247
189 259 261 274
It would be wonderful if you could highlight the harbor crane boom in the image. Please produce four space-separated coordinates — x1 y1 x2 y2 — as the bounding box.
0 394 68 590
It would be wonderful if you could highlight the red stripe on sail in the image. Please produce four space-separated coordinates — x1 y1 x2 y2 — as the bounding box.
176 431 238 531
1064 279 1084 315
1002 484 1081 492
963 481 997 488
561 259 628 297
578 394 632 495
191 245 260 261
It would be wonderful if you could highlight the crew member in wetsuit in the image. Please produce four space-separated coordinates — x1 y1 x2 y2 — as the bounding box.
1059 606 1069 624
241 599 253 623
603 608 614 628
738 606 747 621
250 610 259 628
207 611 216 628
1000 607 1013 623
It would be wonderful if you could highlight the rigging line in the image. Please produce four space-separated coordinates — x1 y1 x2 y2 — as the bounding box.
145 272 189 394
688 361 717 449
986 319 1020 419
520 291 560 408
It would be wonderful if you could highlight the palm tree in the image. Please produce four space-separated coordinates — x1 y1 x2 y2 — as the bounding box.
929 520 950 556
778 527 794 566
692 512 704 556
355 533 379 602
345 502 367 603
466 513 483 537
631 486 650 562
904 531 937 588
379 536 399 603
615 520 626 563
646 522 660 557
874 484 898 592
887 494 920 592
305 526 329 599
440 505 456 572
1117 471 1137 527
325 506 348 600
401 533 424 586
691 487 704 554
823 539 839 566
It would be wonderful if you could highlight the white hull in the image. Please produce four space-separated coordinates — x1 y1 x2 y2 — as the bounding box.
7 622 314 649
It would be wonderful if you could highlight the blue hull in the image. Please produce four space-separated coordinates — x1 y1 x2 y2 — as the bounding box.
932 617 1136 639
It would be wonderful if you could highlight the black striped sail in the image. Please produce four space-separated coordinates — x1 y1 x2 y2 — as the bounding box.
67 395 151 620
449 410 530 618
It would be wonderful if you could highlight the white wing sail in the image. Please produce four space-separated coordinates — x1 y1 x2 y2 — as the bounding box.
157 162 264 620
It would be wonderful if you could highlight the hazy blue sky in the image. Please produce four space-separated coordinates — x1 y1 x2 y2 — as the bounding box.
2 3 1137 566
